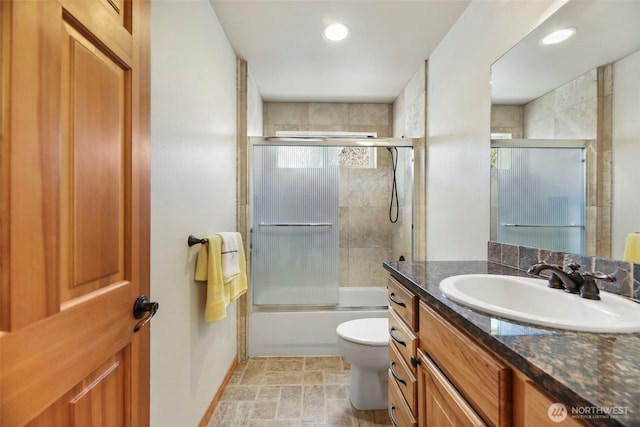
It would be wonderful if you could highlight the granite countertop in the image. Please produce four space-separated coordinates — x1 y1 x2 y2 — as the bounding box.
384 260 640 427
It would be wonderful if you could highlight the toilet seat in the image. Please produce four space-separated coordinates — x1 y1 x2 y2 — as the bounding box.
336 318 389 346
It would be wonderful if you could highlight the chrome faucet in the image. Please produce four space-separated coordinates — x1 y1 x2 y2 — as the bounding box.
526 262 616 300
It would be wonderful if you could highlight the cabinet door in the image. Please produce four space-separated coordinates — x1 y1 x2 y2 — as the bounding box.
417 349 486 427
522 380 586 427
419 301 511 425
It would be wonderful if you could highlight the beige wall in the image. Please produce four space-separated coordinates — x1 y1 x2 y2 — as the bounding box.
525 69 597 139
150 2 238 426
491 105 524 138
263 102 393 137
393 62 427 260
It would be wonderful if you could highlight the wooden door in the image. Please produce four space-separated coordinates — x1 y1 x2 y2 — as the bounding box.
1 0 151 426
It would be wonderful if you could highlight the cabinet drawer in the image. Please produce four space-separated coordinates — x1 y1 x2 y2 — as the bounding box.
389 308 418 374
389 340 417 415
389 370 418 427
419 349 486 427
419 301 511 427
388 276 417 330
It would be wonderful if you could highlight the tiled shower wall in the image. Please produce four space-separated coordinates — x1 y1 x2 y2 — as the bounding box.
263 102 393 138
263 102 407 287
524 69 597 139
393 62 427 262
338 148 412 287
488 241 640 300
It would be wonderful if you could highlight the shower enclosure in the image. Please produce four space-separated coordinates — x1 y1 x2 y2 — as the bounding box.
492 142 586 254
251 138 414 306
248 137 414 355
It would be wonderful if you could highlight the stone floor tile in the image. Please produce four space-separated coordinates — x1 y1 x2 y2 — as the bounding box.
210 357 391 427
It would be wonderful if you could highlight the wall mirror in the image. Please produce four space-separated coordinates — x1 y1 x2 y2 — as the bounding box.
490 0 640 258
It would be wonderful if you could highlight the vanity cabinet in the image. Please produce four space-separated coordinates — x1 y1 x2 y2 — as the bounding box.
389 274 587 427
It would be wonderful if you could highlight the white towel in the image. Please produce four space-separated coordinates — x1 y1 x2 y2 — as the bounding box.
218 232 240 283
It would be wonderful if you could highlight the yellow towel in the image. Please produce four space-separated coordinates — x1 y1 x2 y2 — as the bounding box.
623 233 640 263
194 233 248 322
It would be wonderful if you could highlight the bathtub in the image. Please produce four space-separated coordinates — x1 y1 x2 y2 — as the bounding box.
248 287 389 356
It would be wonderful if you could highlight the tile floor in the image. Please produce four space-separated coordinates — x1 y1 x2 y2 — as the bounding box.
209 356 392 427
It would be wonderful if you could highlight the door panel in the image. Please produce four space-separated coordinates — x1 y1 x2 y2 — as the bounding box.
26 351 127 427
1 0 150 426
3 282 132 426
61 18 128 301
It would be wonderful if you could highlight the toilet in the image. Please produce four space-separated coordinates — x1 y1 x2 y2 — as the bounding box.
336 317 390 410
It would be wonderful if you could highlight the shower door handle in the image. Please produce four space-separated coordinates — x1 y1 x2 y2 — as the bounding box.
258 223 332 227
502 223 585 228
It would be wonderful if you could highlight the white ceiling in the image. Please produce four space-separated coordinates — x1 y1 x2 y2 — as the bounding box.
209 0 471 102
209 0 640 105
491 0 640 104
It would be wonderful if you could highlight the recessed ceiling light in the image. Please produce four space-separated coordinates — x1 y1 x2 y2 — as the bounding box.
540 27 576 45
323 23 349 42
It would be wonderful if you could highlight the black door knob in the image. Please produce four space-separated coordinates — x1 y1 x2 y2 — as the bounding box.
133 295 159 332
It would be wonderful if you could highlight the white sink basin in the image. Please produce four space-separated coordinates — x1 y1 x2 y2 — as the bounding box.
439 274 640 333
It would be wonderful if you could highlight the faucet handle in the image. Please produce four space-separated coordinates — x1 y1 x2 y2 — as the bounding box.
579 272 615 300
584 271 616 283
579 276 600 300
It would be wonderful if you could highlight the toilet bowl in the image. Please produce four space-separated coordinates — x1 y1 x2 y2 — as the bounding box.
336 317 390 410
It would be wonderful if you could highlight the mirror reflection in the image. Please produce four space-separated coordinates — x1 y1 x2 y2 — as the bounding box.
490 0 640 259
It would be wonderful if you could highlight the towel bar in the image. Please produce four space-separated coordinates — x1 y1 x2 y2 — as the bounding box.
188 235 208 247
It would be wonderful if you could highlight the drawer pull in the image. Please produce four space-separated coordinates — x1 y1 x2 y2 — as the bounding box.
389 404 400 427
389 292 406 307
389 327 406 347
389 361 407 385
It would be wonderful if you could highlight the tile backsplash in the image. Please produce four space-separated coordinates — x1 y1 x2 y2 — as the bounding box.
488 241 640 300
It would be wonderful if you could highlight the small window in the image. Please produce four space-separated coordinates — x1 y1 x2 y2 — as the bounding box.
338 147 377 168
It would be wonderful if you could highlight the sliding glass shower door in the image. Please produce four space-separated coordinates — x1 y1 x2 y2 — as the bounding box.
495 147 585 253
252 145 340 306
